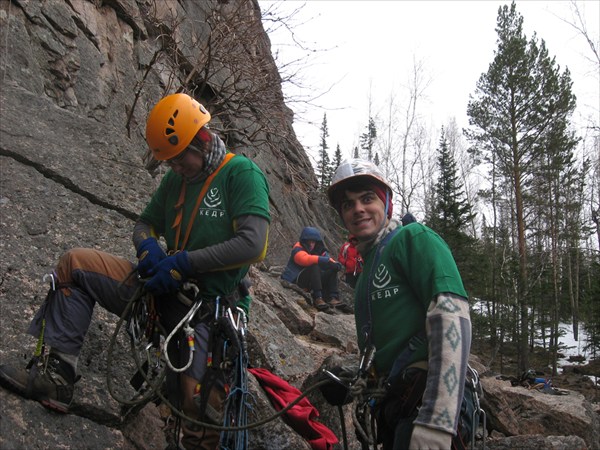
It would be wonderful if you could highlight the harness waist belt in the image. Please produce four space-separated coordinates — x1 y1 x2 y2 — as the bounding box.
176 288 241 309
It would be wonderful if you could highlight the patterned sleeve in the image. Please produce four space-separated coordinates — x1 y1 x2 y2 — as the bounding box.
414 292 472 435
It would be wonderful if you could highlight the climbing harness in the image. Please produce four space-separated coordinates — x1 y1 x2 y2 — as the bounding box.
320 345 384 450
106 272 333 446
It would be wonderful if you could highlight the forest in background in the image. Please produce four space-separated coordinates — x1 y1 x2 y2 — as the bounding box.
263 1 600 375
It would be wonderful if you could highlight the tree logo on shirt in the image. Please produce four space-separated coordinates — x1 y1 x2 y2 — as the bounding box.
203 187 222 208
370 264 399 301
372 263 391 288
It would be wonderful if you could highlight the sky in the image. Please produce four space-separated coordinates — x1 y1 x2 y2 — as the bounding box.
260 1 600 164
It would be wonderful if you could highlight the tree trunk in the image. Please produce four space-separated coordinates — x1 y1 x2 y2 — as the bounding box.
514 156 529 372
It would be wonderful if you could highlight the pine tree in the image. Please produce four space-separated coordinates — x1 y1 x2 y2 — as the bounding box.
427 128 475 234
331 143 343 176
426 128 477 289
316 113 330 191
466 1 577 372
359 117 377 161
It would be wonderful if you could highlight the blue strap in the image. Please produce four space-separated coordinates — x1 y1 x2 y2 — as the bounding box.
385 329 427 385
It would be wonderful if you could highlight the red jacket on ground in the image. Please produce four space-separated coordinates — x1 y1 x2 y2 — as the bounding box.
249 367 338 450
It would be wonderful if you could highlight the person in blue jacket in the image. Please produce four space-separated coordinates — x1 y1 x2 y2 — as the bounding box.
281 227 343 312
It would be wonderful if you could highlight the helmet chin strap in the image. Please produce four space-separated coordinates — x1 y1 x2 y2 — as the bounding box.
382 190 390 227
373 189 391 235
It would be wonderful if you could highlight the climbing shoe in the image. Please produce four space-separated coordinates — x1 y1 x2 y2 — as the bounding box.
313 297 330 312
327 298 353 314
326 298 343 308
336 302 354 314
0 354 76 413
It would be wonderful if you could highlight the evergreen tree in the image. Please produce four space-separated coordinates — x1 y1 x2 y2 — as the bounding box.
316 113 330 191
331 143 343 175
359 117 377 161
427 128 475 233
466 1 577 372
353 146 359 158
426 128 477 290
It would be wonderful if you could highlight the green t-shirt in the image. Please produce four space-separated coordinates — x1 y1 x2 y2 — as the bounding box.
139 154 270 300
354 223 468 374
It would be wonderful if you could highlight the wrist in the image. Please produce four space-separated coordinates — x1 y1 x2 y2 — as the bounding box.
175 251 193 276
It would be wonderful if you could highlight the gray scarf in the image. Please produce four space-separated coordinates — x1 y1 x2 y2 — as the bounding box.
356 218 400 256
185 132 227 184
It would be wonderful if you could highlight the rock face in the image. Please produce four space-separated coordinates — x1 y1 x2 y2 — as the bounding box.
478 374 599 449
0 1 352 448
0 1 598 449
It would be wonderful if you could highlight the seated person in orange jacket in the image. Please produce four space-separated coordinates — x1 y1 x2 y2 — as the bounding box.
338 235 363 288
281 227 342 311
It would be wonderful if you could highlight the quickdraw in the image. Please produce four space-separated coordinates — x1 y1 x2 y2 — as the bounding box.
162 283 204 373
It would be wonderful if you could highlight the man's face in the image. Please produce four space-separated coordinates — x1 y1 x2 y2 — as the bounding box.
166 147 205 179
340 189 386 239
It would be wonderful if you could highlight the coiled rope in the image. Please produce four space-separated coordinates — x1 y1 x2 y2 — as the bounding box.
106 272 332 432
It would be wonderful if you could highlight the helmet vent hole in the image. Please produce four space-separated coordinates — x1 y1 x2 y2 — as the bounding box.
165 126 177 145
173 110 179 118
168 118 175 126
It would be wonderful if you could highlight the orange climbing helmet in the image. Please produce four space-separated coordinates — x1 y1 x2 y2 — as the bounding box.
145 93 211 161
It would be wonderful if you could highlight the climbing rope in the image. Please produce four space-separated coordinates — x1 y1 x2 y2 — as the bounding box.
106 272 333 433
106 279 166 407
219 312 251 449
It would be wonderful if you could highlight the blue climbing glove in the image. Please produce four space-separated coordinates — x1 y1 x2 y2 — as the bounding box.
136 238 167 277
317 256 331 269
144 251 193 295
318 256 342 271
